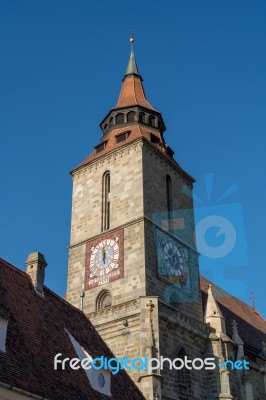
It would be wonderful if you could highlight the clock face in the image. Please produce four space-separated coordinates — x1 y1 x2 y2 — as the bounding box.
85 229 124 290
155 228 191 295
163 241 184 277
90 239 119 277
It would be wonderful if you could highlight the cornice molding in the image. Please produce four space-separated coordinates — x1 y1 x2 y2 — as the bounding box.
87 298 141 323
159 300 210 338
71 137 195 185
69 216 145 249
71 138 144 177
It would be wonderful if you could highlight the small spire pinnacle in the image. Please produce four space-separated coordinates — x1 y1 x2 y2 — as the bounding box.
125 30 140 76
205 282 226 334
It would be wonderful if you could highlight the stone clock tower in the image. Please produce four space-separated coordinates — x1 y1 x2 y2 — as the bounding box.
67 40 211 400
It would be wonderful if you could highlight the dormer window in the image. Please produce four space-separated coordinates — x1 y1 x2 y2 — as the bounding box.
95 141 107 154
150 133 160 145
98 373 105 388
66 330 111 396
167 145 175 158
115 130 131 144
0 318 8 352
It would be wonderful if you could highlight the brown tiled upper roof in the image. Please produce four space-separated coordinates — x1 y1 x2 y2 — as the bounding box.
0 258 145 400
114 75 155 110
200 276 266 354
73 125 167 171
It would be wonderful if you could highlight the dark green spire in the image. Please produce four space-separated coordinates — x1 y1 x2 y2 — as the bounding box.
125 33 140 76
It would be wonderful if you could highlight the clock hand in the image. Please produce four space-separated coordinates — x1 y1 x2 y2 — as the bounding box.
102 247 106 264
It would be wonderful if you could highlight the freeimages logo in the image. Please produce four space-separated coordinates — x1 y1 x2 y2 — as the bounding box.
153 173 249 303
54 354 249 375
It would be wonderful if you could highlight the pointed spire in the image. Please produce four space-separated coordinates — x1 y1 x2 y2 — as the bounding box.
114 33 155 110
125 31 140 76
205 284 226 334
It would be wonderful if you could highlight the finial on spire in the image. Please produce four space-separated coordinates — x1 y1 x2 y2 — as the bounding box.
130 28 134 44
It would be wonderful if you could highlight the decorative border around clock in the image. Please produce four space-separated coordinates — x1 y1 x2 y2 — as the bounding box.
84 228 124 290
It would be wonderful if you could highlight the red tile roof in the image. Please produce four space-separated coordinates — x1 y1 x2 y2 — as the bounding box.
74 125 167 170
200 276 266 354
0 258 145 400
114 75 155 110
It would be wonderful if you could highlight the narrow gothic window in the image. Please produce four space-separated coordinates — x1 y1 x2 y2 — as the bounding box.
96 290 112 310
102 171 110 231
0 318 8 353
176 348 190 398
166 175 172 213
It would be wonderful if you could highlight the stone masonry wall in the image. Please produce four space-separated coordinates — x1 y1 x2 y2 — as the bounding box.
67 141 146 312
142 142 203 320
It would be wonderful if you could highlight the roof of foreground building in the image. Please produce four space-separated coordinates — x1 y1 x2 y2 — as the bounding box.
0 258 145 400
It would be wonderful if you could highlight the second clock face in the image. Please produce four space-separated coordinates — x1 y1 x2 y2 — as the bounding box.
90 239 119 276
155 228 191 295
163 241 184 277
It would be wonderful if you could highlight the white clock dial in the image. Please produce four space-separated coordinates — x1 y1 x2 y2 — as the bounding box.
90 239 119 277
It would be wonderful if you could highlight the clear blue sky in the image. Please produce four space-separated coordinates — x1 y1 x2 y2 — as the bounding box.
1 1 265 315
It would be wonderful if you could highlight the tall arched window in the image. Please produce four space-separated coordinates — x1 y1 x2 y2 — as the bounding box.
176 348 191 399
96 290 112 310
166 175 172 213
102 171 110 231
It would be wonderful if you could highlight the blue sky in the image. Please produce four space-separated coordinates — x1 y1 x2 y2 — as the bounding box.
1 1 265 315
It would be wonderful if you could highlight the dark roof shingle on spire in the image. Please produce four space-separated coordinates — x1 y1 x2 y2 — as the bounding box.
0 258 145 400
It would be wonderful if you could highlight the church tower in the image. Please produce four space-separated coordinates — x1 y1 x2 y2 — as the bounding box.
67 38 210 400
